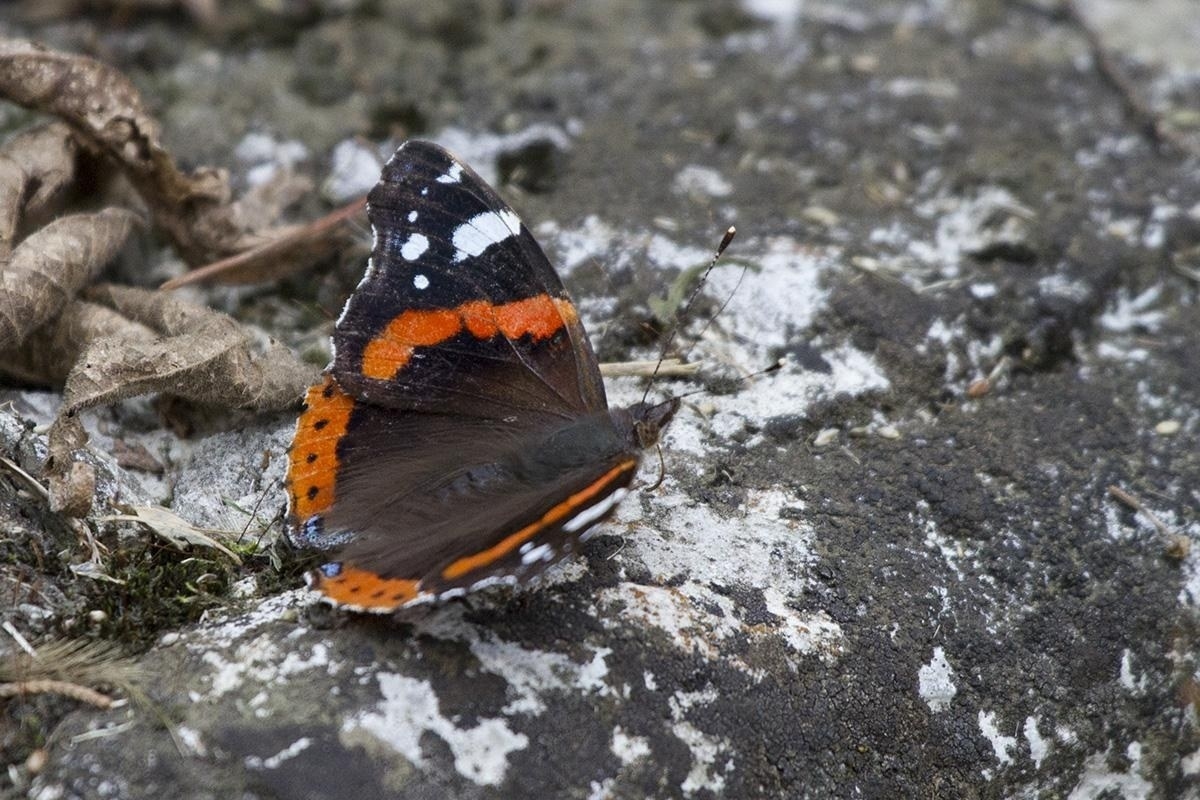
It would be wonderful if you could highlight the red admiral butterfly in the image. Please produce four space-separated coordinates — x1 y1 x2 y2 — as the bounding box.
285 140 679 612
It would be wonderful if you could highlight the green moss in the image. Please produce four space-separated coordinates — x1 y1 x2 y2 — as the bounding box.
87 546 237 647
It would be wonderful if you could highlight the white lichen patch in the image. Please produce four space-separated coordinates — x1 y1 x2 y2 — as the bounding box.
908 187 1033 280
611 727 651 765
1066 748 1153 800
918 647 957 712
199 636 333 701
182 590 328 702
1098 286 1167 334
414 604 615 717
244 736 313 770
234 131 309 188
597 582 740 659
669 689 731 796
1119 649 1149 694
1025 716 1050 769
433 123 575 186
978 710 1018 768
342 672 528 788
620 487 816 593
471 637 613 715
322 138 384 202
761 587 844 663
672 165 733 198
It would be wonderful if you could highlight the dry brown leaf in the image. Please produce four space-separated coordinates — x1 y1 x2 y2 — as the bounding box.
73 284 317 411
0 38 243 264
0 299 152 386
0 122 79 244
37 286 317 516
18 0 221 29
0 154 23 258
49 459 95 517
0 208 139 352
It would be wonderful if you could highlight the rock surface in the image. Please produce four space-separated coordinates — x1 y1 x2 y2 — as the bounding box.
2 1 1199 798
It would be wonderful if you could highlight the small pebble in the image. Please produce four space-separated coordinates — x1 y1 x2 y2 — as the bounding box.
802 205 840 227
966 378 991 398
25 748 48 775
1155 420 1181 435
87 609 108 624
878 425 901 440
813 428 840 447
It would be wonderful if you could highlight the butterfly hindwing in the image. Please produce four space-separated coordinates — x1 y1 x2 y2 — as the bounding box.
332 140 605 420
290 398 641 612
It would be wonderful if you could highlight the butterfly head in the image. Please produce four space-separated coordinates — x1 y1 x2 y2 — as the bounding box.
625 396 681 450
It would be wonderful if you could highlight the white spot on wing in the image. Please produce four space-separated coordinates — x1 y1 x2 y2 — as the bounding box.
452 209 521 262
520 543 554 565
401 233 429 261
413 273 430 290
568 488 629 535
437 162 464 183
408 210 418 222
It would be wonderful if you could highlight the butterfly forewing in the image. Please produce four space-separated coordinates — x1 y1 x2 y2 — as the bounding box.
332 140 605 419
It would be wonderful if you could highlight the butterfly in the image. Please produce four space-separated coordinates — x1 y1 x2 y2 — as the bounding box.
284 140 678 612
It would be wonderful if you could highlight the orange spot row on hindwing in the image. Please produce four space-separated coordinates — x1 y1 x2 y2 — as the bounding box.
287 376 356 520
313 564 426 610
361 295 579 380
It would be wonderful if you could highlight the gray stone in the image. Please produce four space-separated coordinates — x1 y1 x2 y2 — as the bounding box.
2 1 1199 798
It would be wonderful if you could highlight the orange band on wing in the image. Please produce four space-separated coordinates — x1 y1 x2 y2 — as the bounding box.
287 376 356 520
313 564 424 610
360 295 579 380
441 458 637 581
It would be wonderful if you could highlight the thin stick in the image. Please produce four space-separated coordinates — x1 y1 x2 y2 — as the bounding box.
0 455 49 500
1064 1 1196 156
0 679 114 708
1107 485 1173 538
599 358 701 378
1 621 36 657
160 197 367 290
1107 484 1189 559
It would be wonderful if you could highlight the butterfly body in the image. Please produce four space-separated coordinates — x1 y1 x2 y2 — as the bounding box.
284 140 676 612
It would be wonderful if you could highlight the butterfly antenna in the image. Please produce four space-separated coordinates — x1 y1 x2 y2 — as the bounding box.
665 358 785 404
645 442 667 491
641 226 737 404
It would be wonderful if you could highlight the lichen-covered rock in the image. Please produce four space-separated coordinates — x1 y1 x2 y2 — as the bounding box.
4 1 1199 798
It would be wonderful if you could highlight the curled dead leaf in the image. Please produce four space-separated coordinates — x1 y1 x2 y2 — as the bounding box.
36 286 317 517
74 284 318 410
0 155 21 258
0 208 139 352
0 300 149 386
0 122 78 250
48 459 95 518
0 38 241 264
